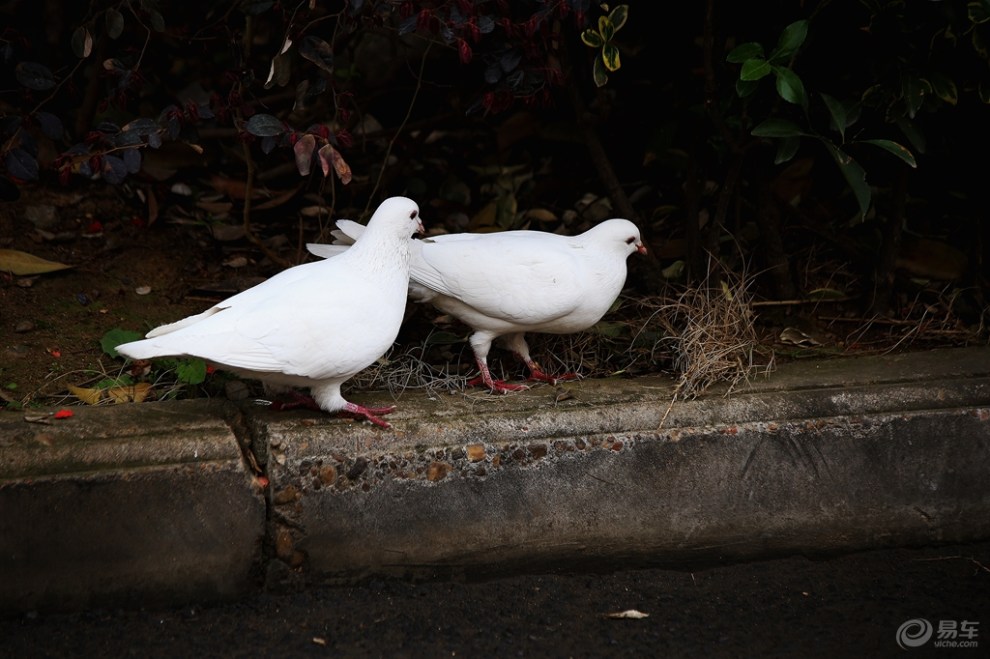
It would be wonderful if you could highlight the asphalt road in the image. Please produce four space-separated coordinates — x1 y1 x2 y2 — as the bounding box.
3 541 988 657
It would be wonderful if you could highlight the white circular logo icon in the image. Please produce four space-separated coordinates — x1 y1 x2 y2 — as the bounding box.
897 618 934 649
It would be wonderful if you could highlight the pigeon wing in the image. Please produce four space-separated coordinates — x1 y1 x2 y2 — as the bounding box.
412 232 584 323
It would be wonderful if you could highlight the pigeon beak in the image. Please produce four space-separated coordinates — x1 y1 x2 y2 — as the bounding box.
636 242 647 255
415 219 425 236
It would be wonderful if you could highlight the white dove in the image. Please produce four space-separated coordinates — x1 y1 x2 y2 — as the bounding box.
308 218 646 393
116 196 425 428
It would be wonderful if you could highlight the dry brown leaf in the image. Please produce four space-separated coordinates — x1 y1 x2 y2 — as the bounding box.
299 205 331 217
0 249 73 275
68 384 103 405
195 200 234 214
318 144 352 184
469 200 498 229
209 175 261 200
525 208 558 223
146 186 159 226
107 383 152 403
253 184 302 211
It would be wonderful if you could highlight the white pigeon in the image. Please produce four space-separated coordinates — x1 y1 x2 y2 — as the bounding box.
116 196 425 428
308 218 646 393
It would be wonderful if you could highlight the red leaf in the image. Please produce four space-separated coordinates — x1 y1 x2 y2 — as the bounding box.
53 409 74 419
293 133 316 176
458 39 472 64
318 144 352 184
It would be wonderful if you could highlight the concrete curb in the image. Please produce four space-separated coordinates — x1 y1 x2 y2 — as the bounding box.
2 347 989 613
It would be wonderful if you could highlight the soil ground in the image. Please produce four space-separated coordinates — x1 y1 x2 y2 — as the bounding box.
2 181 984 414
2 540 988 657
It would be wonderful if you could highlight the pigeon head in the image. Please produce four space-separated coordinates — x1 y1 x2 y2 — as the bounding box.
369 196 425 238
585 218 647 257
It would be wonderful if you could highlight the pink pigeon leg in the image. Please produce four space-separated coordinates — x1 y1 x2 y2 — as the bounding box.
269 391 395 427
466 357 529 393
502 332 579 385
519 356 580 385
340 401 396 428
466 330 528 393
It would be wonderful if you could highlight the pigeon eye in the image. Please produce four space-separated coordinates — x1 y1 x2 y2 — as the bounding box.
410 210 418 219
625 236 636 244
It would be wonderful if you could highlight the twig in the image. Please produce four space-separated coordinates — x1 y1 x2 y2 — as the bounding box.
241 141 291 268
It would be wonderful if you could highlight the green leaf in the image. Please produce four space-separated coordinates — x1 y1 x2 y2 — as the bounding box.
148 10 165 32
821 93 852 139
859 139 917 168
822 141 871 220
726 42 764 63
598 16 614 43
176 358 208 385
101 328 143 358
774 136 801 164
15 62 56 91
590 320 628 339
894 116 926 155
773 66 807 106
608 5 629 32
244 113 285 137
740 58 771 81
106 8 125 39
927 73 958 105
751 118 807 138
772 20 809 60
592 56 609 87
580 28 604 48
71 26 93 58
903 76 928 118
602 43 621 72
968 0 990 24
423 331 465 346
735 78 760 98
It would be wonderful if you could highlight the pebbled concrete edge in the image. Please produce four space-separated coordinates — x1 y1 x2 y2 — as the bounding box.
259 347 990 584
1 347 988 613
0 401 267 614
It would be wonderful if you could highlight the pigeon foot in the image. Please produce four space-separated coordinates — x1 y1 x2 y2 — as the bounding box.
466 375 529 394
342 401 395 428
527 369 580 385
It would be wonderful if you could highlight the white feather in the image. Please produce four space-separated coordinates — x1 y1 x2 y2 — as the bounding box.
307 217 645 390
118 196 424 421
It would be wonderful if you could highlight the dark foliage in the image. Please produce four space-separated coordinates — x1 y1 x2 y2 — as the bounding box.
1 0 988 316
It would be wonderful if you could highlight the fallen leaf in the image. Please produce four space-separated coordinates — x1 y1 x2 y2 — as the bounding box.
299 205 331 217
23 412 52 424
252 184 302 211
107 383 152 403
0 249 73 275
195 200 234 214
223 256 249 268
606 609 650 620
525 208 558 223
68 384 103 405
